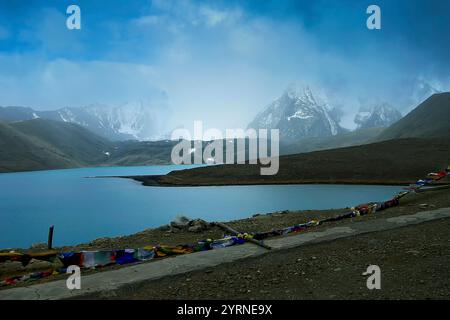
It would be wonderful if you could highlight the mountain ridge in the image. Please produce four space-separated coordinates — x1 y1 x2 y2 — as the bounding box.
0 118 174 173
0 120 79 172
375 92 450 141
1 92 449 173
0 102 162 141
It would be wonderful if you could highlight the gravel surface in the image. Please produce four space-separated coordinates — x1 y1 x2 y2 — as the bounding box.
82 217 450 300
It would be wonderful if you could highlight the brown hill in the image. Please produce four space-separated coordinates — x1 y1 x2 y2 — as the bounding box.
376 92 450 141
131 138 450 186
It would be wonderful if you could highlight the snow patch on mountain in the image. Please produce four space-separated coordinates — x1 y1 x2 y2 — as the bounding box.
287 109 313 121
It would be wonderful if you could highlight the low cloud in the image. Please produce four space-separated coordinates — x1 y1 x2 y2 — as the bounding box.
0 0 449 134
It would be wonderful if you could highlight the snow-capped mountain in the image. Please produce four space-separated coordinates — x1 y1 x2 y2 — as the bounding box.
248 85 344 141
354 103 402 129
0 102 163 141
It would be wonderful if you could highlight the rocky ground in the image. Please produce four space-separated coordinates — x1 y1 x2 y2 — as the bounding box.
80 217 450 300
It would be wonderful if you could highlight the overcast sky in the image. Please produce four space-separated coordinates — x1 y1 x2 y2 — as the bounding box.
0 0 449 131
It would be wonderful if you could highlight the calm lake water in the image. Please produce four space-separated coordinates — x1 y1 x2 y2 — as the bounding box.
0 165 402 248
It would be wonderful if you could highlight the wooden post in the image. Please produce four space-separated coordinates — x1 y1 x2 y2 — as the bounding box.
48 225 54 250
213 222 271 250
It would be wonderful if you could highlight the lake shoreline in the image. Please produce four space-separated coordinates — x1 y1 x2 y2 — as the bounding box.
119 174 412 187
2 188 449 293
1 187 446 253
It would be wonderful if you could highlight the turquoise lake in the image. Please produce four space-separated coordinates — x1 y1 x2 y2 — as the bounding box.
0 165 403 248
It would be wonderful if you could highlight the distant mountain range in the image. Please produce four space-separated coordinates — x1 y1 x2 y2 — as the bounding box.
0 91 449 173
247 85 405 154
271 90 450 155
0 102 162 141
0 119 176 172
247 85 406 145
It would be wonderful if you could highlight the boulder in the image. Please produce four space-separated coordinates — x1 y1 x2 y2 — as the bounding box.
170 216 191 229
187 219 209 233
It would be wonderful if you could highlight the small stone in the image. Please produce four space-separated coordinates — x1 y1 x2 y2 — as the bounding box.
30 242 48 250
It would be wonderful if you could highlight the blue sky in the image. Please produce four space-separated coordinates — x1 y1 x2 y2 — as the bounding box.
0 0 449 130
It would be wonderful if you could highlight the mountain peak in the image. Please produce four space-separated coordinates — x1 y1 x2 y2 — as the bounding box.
0 102 163 141
248 85 343 141
354 102 402 129
284 84 328 106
